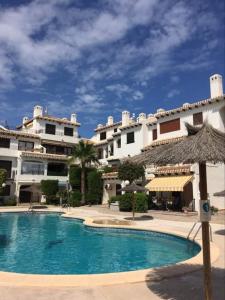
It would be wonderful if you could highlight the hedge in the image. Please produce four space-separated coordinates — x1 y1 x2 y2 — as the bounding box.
86 170 103 204
110 193 148 213
69 191 81 207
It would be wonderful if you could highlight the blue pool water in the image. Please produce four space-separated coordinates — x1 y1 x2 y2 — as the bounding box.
0 213 200 274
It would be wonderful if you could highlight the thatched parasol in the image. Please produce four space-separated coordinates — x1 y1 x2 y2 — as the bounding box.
119 183 147 220
213 190 225 197
143 123 225 166
141 122 225 300
119 183 147 193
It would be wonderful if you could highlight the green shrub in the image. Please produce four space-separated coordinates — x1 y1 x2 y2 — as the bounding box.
109 195 122 204
135 193 148 212
87 170 103 204
41 180 59 197
46 196 60 205
0 169 7 195
69 166 81 190
118 193 148 212
69 191 81 207
3 197 17 206
119 193 132 212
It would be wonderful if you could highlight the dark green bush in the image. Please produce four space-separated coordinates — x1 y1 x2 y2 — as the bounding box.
3 197 17 206
46 196 60 205
109 195 122 204
69 166 81 190
87 170 103 204
69 191 81 207
119 193 132 212
118 193 148 212
41 180 59 197
135 193 148 212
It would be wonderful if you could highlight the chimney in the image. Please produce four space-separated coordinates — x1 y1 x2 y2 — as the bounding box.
23 117 29 124
107 116 113 126
33 105 43 118
138 113 146 122
122 111 130 126
210 74 223 98
71 113 77 123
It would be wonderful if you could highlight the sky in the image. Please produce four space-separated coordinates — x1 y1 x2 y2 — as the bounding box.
0 0 224 138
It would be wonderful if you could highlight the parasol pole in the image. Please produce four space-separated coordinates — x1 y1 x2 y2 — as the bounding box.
199 162 212 300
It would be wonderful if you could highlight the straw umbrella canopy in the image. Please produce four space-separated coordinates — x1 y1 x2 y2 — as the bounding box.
141 123 225 166
139 122 225 300
119 183 147 193
119 183 147 220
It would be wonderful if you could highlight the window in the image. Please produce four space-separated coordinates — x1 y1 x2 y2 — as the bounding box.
117 138 121 148
47 163 68 176
193 112 203 125
116 184 122 196
97 148 103 159
160 118 180 134
64 127 73 136
127 132 134 144
45 124 56 135
109 144 114 156
43 144 72 156
18 141 34 151
152 129 157 141
21 161 44 175
114 128 117 133
100 131 106 140
0 160 12 178
0 138 10 148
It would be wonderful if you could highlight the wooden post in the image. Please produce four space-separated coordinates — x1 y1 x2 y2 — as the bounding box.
199 162 212 300
132 193 135 220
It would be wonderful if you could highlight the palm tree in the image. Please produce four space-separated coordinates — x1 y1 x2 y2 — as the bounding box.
68 140 99 204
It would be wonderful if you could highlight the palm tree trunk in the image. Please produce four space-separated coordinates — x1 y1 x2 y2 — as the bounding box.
81 163 85 204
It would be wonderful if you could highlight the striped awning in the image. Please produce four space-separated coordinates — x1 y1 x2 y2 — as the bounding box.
145 175 193 192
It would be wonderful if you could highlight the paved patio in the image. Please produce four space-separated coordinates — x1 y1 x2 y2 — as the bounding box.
0 206 224 300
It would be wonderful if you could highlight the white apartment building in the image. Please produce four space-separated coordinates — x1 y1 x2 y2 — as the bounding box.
92 74 225 211
0 105 80 203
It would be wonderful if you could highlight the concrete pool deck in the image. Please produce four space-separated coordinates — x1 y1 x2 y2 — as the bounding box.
0 206 224 300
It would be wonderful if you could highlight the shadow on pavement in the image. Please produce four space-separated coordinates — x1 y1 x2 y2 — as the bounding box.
125 215 154 221
214 229 225 235
146 264 225 300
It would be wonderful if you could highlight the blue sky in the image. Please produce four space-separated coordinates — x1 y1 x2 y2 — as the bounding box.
0 0 224 138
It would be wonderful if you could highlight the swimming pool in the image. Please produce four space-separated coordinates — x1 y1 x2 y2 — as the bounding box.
0 213 200 275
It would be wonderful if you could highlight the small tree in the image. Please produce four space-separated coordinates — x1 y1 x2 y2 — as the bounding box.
0 169 7 195
118 161 145 184
118 161 145 219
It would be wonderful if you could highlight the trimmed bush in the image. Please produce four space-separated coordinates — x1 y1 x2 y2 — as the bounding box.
119 193 133 212
46 196 60 205
135 193 148 213
0 169 7 195
87 170 103 204
2 197 17 206
117 193 148 212
41 180 59 197
69 191 81 207
109 195 122 204
69 166 81 190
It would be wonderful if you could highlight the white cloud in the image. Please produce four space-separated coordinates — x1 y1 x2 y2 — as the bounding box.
167 89 180 99
0 0 221 96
